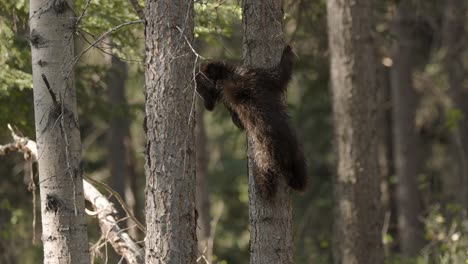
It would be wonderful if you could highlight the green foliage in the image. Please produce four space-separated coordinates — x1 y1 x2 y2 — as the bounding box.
195 1 242 41
0 160 42 263
1 0 467 263
0 88 35 137
75 0 144 62
420 206 468 264
445 108 463 132
203 107 250 262
0 0 31 92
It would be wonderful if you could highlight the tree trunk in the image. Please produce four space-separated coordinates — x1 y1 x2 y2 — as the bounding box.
390 1 425 257
377 65 393 212
326 0 384 263
144 0 197 263
242 1 294 263
442 0 467 208
195 99 211 254
105 46 139 239
377 65 396 257
29 0 90 263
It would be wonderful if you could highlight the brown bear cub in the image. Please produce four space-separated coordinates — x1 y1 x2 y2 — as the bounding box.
195 45 307 198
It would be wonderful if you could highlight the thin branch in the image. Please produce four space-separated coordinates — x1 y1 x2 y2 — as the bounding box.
71 20 144 75
206 202 223 263
76 0 93 28
27 161 37 245
85 175 145 232
78 30 144 64
128 0 145 20
175 25 205 60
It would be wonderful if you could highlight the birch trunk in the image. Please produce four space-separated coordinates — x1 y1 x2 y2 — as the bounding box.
29 0 89 263
326 0 384 263
144 0 197 263
242 1 294 263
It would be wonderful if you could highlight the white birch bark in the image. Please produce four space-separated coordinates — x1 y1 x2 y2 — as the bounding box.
29 0 89 263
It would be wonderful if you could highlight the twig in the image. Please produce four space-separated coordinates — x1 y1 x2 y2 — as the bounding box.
70 20 144 75
206 202 223 263
214 0 229 9
382 211 391 256
76 0 93 28
175 26 205 60
78 30 144 64
84 175 145 233
28 162 37 245
1 125 144 264
128 0 145 20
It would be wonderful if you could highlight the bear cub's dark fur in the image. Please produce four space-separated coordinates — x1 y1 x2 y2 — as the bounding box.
195 45 307 198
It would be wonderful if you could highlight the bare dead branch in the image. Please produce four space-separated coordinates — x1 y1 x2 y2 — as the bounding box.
1 125 144 264
83 181 144 264
85 175 145 232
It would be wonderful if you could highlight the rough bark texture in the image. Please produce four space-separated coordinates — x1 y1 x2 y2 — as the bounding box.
195 99 211 251
29 0 90 263
144 0 197 263
326 0 384 263
242 1 294 263
105 49 139 239
390 1 425 256
442 0 468 208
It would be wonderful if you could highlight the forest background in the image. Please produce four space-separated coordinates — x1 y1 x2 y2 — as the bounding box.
0 0 467 263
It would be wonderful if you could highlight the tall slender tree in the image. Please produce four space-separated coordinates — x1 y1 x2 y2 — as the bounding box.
144 0 197 263
326 0 384 263
242 1 294 263
376 64 396 257
442 0 467 208
29 0 89 263
105 43 139 239
391 1 425 256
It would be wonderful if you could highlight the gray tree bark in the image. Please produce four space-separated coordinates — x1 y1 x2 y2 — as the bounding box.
242 1 294 263
144 0 197 263
442 0 467 208
326 0 384 263
29 0 90 263
390 1 425 257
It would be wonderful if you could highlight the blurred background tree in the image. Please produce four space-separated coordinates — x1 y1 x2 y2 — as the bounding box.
0 0 467 263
